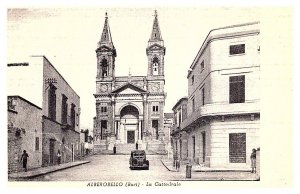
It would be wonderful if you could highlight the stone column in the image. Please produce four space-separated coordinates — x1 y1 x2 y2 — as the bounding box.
159 101 164 140
139 120 142 140
143 94 148 139
111 96 115 136
115 121 118 139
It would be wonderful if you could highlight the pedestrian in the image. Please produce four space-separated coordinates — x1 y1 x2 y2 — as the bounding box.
250 148 257 173
20 150 29 172
136 142 138 150
57 149 61 165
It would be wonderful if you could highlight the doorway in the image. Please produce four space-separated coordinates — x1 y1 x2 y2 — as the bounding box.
127 131 135 144
152 120 159 139
192 136 196 159
49 139 55 164
120 105 139 144
201 132 206 163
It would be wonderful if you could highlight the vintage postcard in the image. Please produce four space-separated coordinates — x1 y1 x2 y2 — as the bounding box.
2 2 296 191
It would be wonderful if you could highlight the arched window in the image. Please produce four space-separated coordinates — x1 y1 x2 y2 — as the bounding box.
101 58 108 77
152 57 159 75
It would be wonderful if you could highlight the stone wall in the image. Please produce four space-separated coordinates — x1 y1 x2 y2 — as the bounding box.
7 96 43 173
42 117 80 167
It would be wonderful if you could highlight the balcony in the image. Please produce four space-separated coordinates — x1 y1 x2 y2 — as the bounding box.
181 100 260 130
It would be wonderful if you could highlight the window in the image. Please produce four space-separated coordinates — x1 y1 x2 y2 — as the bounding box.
152 105 159 112
229 133 246 163
229 75 245 103
182 104 187 121
178 108 182 124
200 61 204 72
101 106 107 113
229 44 245 55
191 75 194 85
179 140 182 159
201 87 205 106
192 97 195 112
48 84 57 120
101 58 108 77
35 137 39 151
70 103 76 129
61 94 68 124
152 57 159 75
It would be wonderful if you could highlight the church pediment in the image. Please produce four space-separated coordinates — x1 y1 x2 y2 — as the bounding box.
111 83 147 94
147 43 165 51
96 45 115 53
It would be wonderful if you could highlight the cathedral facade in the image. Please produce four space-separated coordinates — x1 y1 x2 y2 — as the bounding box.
93 11 167 153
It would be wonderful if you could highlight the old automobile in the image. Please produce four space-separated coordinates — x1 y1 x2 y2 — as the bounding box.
129 150 149 170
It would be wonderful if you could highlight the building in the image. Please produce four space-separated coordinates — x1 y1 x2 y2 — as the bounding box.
179 22 260 169
7 96 42 173
163 113 174 143
163 113 174 158
171 97 188 161
7 56 81 167
93 11 167 154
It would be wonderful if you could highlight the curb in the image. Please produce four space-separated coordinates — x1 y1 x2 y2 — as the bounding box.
194 169 252 172
161 160 253 173
95 153 167 155
161 160 178 172
9 161 91 180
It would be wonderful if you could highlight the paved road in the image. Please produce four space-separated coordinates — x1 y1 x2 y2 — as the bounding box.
29 155 179 181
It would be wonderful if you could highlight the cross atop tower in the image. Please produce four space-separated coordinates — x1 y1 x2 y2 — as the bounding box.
96 12 117 79
146 10 165 77
149 10 162 41
128 67 131 77
98 12 114 47
154 10 157 17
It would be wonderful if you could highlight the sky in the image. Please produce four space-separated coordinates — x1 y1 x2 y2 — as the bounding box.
1 0 300 191
6 7 261 129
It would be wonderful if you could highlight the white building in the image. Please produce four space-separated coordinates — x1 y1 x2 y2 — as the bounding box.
181 22 260 169
7 56 82 166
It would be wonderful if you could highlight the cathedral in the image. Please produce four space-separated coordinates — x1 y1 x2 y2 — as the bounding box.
93 11 168 154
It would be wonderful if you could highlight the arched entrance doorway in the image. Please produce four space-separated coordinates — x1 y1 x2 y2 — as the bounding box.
120 105 139 144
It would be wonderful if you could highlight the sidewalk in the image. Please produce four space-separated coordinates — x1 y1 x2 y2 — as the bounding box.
161 159 259 181
8 160 90 180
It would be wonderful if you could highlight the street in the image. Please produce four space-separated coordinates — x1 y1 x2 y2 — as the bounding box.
29 155 179 181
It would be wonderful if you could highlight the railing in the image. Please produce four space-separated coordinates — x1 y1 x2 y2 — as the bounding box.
181 100 260 130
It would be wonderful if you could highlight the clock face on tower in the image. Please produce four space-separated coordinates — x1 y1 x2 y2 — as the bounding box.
100 84 108 92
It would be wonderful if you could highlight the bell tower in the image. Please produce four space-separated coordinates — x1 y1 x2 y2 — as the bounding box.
146 10 166 78
96 12 117 80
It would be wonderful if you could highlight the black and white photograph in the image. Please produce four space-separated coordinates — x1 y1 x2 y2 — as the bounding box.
1 0 296 191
